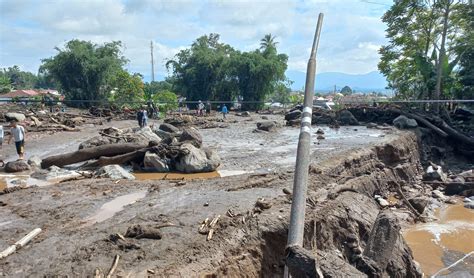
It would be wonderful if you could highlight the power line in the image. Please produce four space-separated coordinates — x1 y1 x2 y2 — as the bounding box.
360 0 392 7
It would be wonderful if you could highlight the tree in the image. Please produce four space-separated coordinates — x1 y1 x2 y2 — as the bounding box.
260 34 278 51
340 85 353 96
40 40 127 107
109 70 145 107
166 34 238 104
379 0 468 105
153 90 178 114
144 80 173 100
453 1 474 99
0 66 38 89
0 75 12 93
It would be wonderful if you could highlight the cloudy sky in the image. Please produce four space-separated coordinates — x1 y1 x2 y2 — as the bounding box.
0 0 392 81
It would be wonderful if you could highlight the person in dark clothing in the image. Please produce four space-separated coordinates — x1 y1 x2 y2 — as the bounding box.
137 109 144 128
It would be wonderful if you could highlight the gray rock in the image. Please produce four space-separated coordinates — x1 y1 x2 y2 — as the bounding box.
408 197 429 214
464 202 474 209
256 121 277 132
337 110 359 125
135 127 162 144
179 127 202 148
317 135 325 140
27 156 42 167
423 165 447 183
367 122 378 129
240 111 251 117
393 115 418 129
5 112 26 122
35 166 82 182
159 123 179 133
143 152 170 172
79 135 113 150
376 197 390 207
432 189 446 200
316 128 324 134
175 143 220 173
261 115 269 120
285 110 302 121
5 160 30 173
97 165 135 180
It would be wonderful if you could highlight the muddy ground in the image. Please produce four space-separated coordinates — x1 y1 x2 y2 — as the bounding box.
0 113 472 277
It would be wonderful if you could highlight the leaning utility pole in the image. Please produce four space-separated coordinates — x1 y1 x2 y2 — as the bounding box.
285 13 324 277
150 41 155 82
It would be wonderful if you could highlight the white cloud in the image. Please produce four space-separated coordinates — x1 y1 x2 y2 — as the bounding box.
0 0 390 80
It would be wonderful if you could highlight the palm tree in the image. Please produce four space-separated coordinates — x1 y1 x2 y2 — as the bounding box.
260 34 278 50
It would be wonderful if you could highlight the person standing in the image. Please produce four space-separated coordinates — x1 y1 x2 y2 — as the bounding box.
198 100 205 116
142 109 148 127
8 120 26 160
136 109 144 128
222 104 228 119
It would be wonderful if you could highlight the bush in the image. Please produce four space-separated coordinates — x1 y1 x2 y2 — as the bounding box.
152 91 178 114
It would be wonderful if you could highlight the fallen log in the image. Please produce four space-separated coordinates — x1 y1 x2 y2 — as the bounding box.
84 147 151 169
41 143 147 169
432 116 474 147
0 228 42 259
389 109 448 138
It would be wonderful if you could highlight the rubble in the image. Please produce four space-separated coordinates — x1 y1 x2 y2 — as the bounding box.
97 165 136 180
5 160 30 173
393 115 418 129
256 121 278 132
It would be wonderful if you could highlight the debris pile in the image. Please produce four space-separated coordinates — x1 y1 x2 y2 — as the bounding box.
40 124 221 175
284 105 359 126
164 114 229 129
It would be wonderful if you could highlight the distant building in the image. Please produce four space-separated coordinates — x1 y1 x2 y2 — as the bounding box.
0 89 62 103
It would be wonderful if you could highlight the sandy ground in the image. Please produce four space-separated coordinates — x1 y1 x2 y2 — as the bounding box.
0 113 410 276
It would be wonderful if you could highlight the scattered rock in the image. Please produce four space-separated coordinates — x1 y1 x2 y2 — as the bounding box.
375 197 390 207
423 165 447 183
135 127 162 144
143 152 170 172
125 224 162 240
179 127 203 148
464 202 474 209
5 112 26 122
255 198 272 210
175 143 220 173
27 156 42 167
159 123 179 133
367 123 378 129
432 189 446 200
408 197 429 214
316 128 324 134
256 121 277 132
240 111 251 117
283 188 292 195
97 165 135 180
5 160 30 173
317 135 325 140
337 110 359 125
393 115 418 129
261 116 269 120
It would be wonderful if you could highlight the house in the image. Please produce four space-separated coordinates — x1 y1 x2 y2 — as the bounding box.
0 89 62 104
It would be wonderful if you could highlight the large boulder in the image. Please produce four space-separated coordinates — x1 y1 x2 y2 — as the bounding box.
97 165 135 180
135 127 162 144
159 123 179 133
143 152 170 172
5 112 26 122
256 121 277 132
337 110 359 125
79 136 114 149
408 197 429 214
285 110 302 121
5 160 30 173
393 115 418 129
179 127 202 148
175 143 220 173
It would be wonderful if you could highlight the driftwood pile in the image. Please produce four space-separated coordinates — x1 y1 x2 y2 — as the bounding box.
41 124 221 174
164 114 229 129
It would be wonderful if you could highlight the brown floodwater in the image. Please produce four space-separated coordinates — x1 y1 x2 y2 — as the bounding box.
404 203 474 276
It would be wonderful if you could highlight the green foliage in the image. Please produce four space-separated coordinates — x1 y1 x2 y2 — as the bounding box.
289 94 304 105
453 2 474 99
40 40 127 107
152 90 178 113
0 75 12 93
340 85 353 96
0 65 37 89
379 0 469 100
266 80 292 103
144 80 173 100
166 33 289 110
109 70 145 107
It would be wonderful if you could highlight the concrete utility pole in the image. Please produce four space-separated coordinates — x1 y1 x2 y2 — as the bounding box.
150 41 155 82
285 12 324 277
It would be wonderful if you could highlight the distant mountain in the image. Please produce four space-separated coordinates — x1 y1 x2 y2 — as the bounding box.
286 70 389 92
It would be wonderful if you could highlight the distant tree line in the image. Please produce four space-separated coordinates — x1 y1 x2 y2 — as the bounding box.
379 0 473 106
0 65 57 93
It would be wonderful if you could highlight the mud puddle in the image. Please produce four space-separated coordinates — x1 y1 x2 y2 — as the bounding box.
82 190 147 226
404 204 474 276
134 170 251 181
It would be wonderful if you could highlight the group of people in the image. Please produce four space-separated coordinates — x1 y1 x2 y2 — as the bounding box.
0 120 27 161
197 101 228 119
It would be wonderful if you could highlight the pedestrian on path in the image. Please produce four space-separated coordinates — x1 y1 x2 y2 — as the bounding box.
8 120 26 160
222 104 228 119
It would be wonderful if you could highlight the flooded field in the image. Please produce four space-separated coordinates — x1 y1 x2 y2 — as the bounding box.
404 203 474 276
